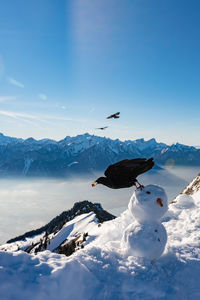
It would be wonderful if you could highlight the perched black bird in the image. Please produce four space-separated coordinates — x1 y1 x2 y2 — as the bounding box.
92 158 154 189
96 126 108 130
106 112 120 119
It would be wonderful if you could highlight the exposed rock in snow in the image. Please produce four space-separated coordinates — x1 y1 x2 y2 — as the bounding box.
182 173 200 195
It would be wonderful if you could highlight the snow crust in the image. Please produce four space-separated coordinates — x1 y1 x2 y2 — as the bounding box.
1 183 200 299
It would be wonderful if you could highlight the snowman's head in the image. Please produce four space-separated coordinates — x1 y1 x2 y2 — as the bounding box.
129 185 168 223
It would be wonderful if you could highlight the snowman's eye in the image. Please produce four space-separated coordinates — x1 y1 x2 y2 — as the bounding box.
146 191 151 194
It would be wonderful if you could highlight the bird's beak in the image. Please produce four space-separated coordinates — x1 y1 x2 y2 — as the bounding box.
92 181 98 187
157 198 163 207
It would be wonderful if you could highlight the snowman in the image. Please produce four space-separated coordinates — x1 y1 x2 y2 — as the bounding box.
121 185 168 260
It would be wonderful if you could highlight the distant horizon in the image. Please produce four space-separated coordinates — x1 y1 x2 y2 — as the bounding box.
0 130 198 147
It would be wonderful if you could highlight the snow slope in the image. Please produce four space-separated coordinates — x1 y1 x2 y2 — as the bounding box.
1 176 200 299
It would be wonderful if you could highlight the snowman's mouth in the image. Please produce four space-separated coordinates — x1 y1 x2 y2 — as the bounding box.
157 198 163 207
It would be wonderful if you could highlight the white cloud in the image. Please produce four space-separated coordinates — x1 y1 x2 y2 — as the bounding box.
0 96 17 103
38 93 47 100
7 77 24 88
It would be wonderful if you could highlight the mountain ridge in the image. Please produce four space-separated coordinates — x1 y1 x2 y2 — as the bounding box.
0 132 200 177
7 200 115 244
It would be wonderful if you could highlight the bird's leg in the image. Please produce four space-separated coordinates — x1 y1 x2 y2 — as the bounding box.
135 179 144 190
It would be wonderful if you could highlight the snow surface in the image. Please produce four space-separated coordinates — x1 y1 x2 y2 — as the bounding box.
1 183 200 299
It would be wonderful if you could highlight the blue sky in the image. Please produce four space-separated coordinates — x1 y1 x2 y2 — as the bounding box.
0 0 200 145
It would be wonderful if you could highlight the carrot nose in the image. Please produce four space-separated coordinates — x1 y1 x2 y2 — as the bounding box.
157 198 163 207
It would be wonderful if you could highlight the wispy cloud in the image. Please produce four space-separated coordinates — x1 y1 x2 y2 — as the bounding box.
38 93 47 100
0 110 40 126
7 77 24 88
0 110 86 125
0 96 17 103
0 110 37 120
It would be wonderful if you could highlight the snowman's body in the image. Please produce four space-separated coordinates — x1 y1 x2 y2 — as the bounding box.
122 185 168 260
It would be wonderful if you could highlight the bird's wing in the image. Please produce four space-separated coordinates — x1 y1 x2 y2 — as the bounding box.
104 159 142 179
133 158 154 177
104 159 129 177
104 158 154 180
106 112 120 119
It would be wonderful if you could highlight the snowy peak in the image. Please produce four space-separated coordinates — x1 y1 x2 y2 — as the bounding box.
0 132 23 145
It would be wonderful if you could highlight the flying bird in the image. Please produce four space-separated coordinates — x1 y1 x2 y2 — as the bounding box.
96 126 108 130
92 158 154 189
106 112 120 119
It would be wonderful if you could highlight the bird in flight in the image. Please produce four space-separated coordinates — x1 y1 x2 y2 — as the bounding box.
95 126 108 130
106 112 120 119
92 158 154 189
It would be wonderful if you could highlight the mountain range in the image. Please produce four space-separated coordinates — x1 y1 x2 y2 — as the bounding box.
0 132 200 177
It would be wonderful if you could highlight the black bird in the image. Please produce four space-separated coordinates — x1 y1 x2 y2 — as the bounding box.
96 126 108 130
106 112 120 119
92 158 154 189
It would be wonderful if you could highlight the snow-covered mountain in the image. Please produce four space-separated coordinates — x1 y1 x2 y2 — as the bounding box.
0 132 200 177
6 201 115 246
0 132 23 145
1 174 200 299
